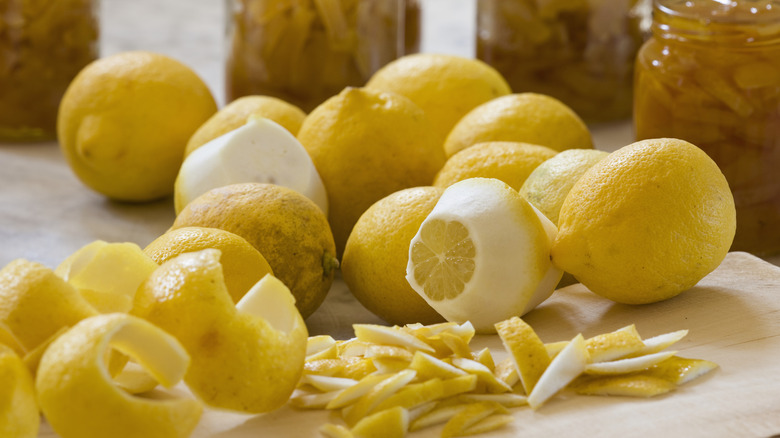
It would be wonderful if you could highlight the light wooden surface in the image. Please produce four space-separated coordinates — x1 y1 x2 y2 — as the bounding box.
4 1 779 437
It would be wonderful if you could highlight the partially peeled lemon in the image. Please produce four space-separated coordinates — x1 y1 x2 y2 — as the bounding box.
406 178 562 333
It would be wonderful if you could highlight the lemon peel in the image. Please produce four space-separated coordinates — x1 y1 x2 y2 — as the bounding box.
0 259 97 352
56 240 158 313
35 313 202 438
133 249 307 413
0 344 39 438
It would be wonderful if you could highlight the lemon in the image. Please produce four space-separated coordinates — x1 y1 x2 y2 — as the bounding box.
0 344 38 438
36 313 202 438
406 178 562 333
57 51 217 202
174 117 327 214
297 87 446 255
434 142 557 191
551 138 736 304
342 187 445 326
519 149 610 225
443 93 592 157
365 53 511 142
172 182 337 318
144 226 274 303
56 240 159 313
185 95 306 156
0 259 97 352
133 250 308 413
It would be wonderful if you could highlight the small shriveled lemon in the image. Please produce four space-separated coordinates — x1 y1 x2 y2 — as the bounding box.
0 344 38 438
185 95 306 157
342 187 445 326
36 313 202 438
552 138 736 304
297 87 446 255
434 142 557 191
58 51 217 202
520 149 610 225
0 259 97 352
133 250 308 413
144 227 274 303
172 183 337 318
365 53 511 142
443 93 592 157
406 178 562 333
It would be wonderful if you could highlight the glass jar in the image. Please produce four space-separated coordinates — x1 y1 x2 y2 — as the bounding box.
225 0 418 113
476 0 650 123
634 0 780 256
0 0 99 142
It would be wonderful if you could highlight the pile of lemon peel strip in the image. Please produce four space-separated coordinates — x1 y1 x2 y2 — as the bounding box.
296 318 718 438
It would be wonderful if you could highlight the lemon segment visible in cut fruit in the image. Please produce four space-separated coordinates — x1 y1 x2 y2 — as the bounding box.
405 178 562 333
0 259 97 352
35 313 202 438
174 117 327 214
144 227 274 304
0 344 39 438
56 240 158 313
132 249 308 413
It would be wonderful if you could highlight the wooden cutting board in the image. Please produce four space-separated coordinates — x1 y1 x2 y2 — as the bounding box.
37 251 780 437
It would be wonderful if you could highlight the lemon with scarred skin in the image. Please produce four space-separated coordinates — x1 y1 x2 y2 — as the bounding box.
172 183 337 318
552 138 736 304
58 51 217 201
443 93 592 157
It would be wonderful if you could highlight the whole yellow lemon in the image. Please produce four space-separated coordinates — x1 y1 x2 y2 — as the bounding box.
365 53 511 142
58 51 217 202
443 93 592 157
297 87 446 255
342 186 445 326
551 138 736 304
434 141 557 191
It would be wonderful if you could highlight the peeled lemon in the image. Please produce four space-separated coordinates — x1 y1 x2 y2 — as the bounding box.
405 178 562 333
35 313 202 438
174 117 327 214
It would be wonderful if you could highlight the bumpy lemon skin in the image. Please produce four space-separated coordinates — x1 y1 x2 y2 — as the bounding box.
0 344 39 438
57 51 217 202
552 138 736 304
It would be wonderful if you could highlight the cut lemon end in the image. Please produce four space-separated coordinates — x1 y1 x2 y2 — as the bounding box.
409 219 475 301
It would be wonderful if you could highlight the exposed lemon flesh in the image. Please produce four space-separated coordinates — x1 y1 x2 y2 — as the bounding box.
410 219 476 301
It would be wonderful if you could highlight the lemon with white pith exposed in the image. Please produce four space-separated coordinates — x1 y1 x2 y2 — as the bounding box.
406 178 562 333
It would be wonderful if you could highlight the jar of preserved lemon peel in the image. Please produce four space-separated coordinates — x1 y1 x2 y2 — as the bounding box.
0 0 99 142
634 0 780 255
225 0 419 113
476 0 651 123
